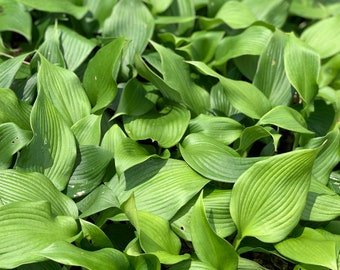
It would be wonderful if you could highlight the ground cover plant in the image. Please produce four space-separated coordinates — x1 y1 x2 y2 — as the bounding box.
0 0 340 269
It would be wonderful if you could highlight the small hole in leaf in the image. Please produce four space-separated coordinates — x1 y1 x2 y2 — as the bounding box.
180 226 184 231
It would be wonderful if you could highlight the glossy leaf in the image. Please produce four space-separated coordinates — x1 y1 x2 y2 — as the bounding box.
0 201 78 269
79 219 113 249
83 37 125 113
257 105 314 134
275 227 339 270
17 0 88 19
37 54 91 126
191 193 238 269
0 88 31 130
253 30 292 106
238 126 274 153
0 53 30 88
66 145 113 198
71 114 102 146
188 61 272 119
143 0 173 14
188 114 243 145
284 33 320 104
101 124 127 158
108 158 209 220
230 148 319 248
0 170 78 218
123 100 190 148
0 123 32 169
180 134 264 182
38 241 130 270
0 0 31 40
301 15 340 59
16 89 77 191
103 0 154 78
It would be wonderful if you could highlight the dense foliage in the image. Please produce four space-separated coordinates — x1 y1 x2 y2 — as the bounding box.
1 0 340 269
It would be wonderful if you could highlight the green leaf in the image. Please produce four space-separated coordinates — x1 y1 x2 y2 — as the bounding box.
123 100 190 148
188 114 243 145
0 0 31 40
253 30 292 106
257 105 314 134
171 187 236 241
301 15 340 59
230 148 319 248
191 192 238 269
38 241 130 270
284 33 320 104
71 114 102 146
103 0 154 78
215 1 257 29
0 201 78 269
17 0 88 19
0 123 32 169
83 37 125 113
0 170 78 218
79 219 113 249
143 0 173 14
214 25 273 66
66 145 113 198
188 61 272 119
237 126 274 153
108 158 209 220
16 89 77 191
0 53 30 88
101 124 127 158
37 54 91 126
146 41 210 115
275 227 339 270
127 253 161 270
122 195 188 264
0 88 31 130
180 134 264 182
115 137 170 175
52 25 97 71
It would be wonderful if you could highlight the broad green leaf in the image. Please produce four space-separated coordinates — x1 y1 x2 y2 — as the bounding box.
101 124 127 158
0 201 78 269
50 24 97 71
37 54 91 126
284 33 320 104
215 1 257 29
71 114 102 146
230 148 319 248
38 241 130 270
147 41 210 115
83 37 125 113
210 82 239 117
191 193 238 270
77 184 120 218
189 114 243 145
329 171 340 195
114 77 159 118
167 0 195 35
303 128 340 184
0 53 30 88
17 0 88 19
66 145 113 198
253 30 292 106
108 158 209 220
115 137 170 175
257 105 314 134
302 181 340 222
143 0 173 14
275 227 339 270
0 170 78 218
319 55 340 88
103 0 154 78
237 257 267 270
0 123 32 169
169 259 217 270
16 89 77 191
238 126 274 153
188 61 272 119
83 0 116 30
123 100 190 148
127 253 161 270
180 134 264 182
122 195 188 264
214 25 273 66
0 0 31 40
289 0 338 19
301 15 340 59
17 260 62 270
243 0 289 28
0 88 31 130
79 219 113 249
171 187 236 241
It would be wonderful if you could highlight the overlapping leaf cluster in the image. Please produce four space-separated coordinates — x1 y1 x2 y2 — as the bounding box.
0 0 340 269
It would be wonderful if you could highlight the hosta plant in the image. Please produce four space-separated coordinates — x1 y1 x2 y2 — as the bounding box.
0 0 340 269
